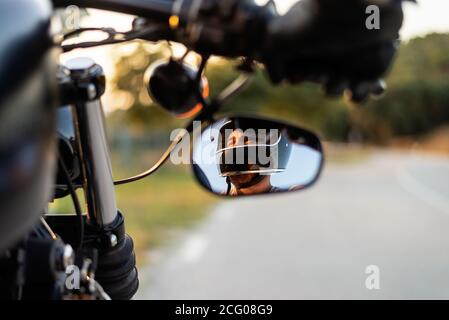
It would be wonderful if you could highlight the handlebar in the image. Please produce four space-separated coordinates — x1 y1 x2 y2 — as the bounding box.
53 0 278 59
53 0 406 101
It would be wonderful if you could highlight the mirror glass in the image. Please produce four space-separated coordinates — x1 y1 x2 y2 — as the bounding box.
192 116 324 197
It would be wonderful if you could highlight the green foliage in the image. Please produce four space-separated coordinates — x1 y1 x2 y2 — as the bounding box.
366 80 449 136
109 33 449 143
203 62 350 138
109 44 184 130
358 33 449 139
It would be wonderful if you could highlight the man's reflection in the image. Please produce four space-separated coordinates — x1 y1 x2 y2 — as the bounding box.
215 119 292 196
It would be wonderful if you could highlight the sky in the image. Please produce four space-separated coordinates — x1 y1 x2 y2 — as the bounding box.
68 0 449 41
271 0 449 40
401 0 449 39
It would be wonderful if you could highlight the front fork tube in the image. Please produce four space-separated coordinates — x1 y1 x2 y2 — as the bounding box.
72 98 117 227
61 57 118 228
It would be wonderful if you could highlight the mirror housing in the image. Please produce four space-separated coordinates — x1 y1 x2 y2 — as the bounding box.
191 116 324 197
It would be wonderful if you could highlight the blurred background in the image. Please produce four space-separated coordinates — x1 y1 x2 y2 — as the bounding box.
51 0 449 299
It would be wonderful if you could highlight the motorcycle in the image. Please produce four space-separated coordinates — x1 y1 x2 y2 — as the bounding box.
0 0 405 299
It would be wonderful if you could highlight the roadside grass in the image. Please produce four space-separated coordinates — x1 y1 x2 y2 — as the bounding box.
114 164 217 261
391 126 449 157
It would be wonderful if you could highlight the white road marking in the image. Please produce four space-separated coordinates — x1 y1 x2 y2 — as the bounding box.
178 235 208 264
396 166 449 215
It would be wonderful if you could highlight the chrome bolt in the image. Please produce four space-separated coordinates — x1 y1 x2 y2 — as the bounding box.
62 244 75 270
110 234 118 247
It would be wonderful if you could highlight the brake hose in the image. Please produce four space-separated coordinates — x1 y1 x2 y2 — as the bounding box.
59 157 85 249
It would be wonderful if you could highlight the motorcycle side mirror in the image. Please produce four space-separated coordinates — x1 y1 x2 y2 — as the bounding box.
191 116 324 197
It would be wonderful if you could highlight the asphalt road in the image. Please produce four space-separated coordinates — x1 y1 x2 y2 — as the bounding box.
136 151 449 299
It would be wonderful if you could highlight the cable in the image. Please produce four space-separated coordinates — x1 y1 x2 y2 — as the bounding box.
114 52 209 186
58 157 85 250
113 67 253 186
196 54 210 83
61 26 161 52
40 217 58 240
114 128 189 185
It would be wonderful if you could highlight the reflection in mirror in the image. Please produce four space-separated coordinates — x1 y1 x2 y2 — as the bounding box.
192 117 324 197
